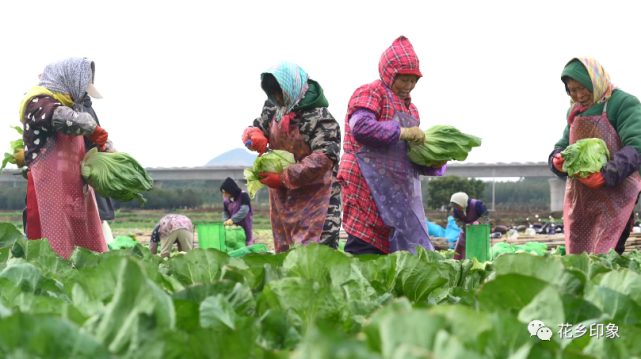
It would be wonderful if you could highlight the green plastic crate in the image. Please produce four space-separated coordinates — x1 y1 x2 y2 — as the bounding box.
197 224 226 251
196 224 247 253
465 224 491 262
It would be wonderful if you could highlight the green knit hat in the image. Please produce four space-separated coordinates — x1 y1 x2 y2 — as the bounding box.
561 60 593 93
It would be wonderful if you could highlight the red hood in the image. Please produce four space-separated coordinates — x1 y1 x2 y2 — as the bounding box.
378 36 422 89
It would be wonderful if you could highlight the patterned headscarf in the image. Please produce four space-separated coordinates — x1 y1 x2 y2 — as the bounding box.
38 57 94 110
378 36 422 89
261 61 309 122
566 57 616 110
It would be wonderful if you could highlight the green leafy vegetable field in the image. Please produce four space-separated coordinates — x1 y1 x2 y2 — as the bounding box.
1 222 640 358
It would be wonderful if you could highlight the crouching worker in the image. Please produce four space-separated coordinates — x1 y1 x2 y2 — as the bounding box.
221 177 254 246
450 192 490 260
149 214 194 258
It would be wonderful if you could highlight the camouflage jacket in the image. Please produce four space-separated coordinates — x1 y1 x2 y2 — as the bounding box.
250 100 343 248
251 100 341 166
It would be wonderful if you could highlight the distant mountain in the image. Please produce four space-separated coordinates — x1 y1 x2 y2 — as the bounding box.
204 148 257 167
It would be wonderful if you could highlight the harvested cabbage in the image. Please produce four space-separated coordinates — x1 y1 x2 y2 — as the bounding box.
1 126 24 172
561 138 610 178
244 150 296 199
407 125 482 167
81 148 154 206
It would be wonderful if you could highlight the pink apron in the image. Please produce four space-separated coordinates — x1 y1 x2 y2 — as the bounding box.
268 115 333 253
29 132 107 259
564 102 641 254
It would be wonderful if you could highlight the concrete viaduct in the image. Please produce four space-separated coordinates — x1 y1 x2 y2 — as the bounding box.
0 162 568 212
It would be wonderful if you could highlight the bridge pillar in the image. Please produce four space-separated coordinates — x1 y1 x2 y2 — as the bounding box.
548 177 566 213
237 179 248 192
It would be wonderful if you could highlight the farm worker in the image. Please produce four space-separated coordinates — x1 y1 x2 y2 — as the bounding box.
149 214 194 258
20 57 110 259
337 36 447 256
450 192 490 260
220 177 254 245
242 61 342 253
19 72 118 239
549 57 641 255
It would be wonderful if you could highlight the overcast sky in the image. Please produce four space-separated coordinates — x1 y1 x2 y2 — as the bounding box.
2 0 641 170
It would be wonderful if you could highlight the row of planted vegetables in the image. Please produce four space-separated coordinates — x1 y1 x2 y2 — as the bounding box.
0 222 640 358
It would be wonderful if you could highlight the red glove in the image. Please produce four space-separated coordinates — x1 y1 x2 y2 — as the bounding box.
258 172 283 189
89 126 109 151
553 153 565 172
578 172 605 188
250 131 268 156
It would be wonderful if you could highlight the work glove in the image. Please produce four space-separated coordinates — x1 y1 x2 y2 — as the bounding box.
553 153 565 172
431 160 448 168
13 149 25 168
89 126 109 151
258 172 283 189
224 219 234 226
249 131 268 156
578 172 605 188
399 126 425 145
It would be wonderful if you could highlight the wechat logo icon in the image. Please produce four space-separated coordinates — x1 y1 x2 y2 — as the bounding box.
528 320 552 341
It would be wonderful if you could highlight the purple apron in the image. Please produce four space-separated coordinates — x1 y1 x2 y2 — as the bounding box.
352 87 434 254
453 199 481 260
224 191 254 246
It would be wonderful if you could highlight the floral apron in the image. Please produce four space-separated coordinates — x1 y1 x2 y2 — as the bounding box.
224 192 254 246
268 114 333 253
351 87 433 254
564 102 641 254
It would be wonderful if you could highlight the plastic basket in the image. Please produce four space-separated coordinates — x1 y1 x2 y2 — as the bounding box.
197 224 226 251
465 224 491 262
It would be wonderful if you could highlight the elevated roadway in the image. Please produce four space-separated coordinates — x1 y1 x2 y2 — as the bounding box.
0 162 567 212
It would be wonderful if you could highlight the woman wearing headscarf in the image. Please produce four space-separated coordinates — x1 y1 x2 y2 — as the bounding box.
338 36 447 256
20 57 110 259
242 61 341 253
549 57 641 255
148 214 194 258
220 177 254 246
449 192 490 260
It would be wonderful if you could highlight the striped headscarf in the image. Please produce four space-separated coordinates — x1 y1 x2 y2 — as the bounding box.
567 57 616 110
261 61 309 122
38 57 94 111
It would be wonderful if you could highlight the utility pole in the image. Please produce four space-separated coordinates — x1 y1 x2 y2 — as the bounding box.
492 169 496 211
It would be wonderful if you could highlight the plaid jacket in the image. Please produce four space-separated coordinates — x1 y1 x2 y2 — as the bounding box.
337 36 422 253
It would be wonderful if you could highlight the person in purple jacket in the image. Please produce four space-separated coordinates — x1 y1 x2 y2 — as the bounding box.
220 178 254 246
450 192 490 260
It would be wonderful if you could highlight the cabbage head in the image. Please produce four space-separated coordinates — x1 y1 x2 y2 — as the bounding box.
1 125 24 172
407 125 482 167
244 150 296 199
561 138 610 178
81 148 154 206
